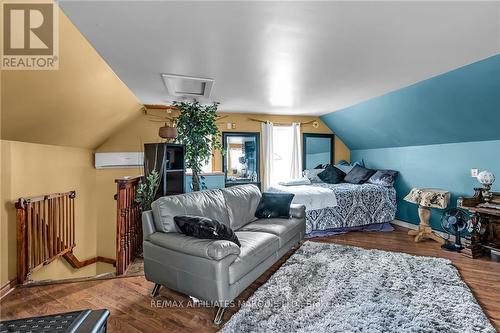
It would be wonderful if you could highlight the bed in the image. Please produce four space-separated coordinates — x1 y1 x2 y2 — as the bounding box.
268 182 397 237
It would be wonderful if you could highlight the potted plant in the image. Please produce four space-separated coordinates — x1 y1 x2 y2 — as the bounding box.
135 169 161 211
173 100 223 191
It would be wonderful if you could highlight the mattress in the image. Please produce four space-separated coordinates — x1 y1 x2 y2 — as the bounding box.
305 183 397 234
268 182 397 235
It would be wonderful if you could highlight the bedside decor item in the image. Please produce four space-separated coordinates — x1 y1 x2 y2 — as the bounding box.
404 188 450 244
477 170 496 201
458 189 500 259
173 100 223 191
255 192 295 218
440 208 471 252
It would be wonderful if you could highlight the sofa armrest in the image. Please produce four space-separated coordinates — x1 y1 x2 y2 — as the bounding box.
290 204 306 219
142 211 156 241
148 232 240 261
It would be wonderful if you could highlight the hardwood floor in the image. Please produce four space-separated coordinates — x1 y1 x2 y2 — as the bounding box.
1 225 499 332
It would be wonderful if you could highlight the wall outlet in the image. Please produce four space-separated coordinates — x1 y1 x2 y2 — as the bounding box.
471 168 479 178
226 122 232 129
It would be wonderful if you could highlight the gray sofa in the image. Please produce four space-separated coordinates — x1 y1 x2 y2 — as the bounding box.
142 184 305 324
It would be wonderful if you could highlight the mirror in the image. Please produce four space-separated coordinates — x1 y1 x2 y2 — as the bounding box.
223 132 260 186
302 133 334 170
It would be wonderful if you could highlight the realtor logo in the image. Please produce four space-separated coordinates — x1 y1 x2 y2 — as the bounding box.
2 1 59 70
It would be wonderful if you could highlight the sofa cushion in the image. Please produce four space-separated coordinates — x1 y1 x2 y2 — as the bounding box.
149 232 240 260
151 189 230 233
228 231 279 284
238 218 304 247
174 215 240 246
221 185 261 230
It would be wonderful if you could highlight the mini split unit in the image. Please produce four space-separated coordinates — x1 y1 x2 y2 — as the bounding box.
161 73 214 98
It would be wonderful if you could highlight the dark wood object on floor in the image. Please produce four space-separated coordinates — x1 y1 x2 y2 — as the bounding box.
144 143 186 197
0 309 110 333
459 189 500 259
115 176 143 276
16 191 76 284
2 226 499 333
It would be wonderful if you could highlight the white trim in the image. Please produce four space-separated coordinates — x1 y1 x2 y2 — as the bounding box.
391 219 466 243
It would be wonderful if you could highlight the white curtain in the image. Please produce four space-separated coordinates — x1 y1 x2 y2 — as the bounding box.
290 122 302 179
261 121 274 190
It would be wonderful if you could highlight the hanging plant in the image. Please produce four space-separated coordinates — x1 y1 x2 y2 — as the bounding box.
173 100 223 191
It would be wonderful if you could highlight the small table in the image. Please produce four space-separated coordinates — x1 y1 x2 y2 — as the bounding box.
0 309 109 333
404 188 450 244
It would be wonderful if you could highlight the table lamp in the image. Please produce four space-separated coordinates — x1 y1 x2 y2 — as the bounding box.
404 188 450 244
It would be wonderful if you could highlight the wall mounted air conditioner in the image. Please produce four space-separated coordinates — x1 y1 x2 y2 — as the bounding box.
95 152 144 169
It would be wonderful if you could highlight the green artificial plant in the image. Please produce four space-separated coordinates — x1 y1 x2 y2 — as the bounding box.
135 169 160 211
173 100 223 191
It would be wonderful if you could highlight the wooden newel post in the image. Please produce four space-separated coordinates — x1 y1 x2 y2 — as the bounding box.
115 176 143 276
16 199 27 285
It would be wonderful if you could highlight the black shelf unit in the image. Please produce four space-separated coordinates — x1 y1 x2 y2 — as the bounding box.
144 143 185 198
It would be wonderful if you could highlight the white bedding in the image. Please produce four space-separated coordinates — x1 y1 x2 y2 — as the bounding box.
267 184 337 211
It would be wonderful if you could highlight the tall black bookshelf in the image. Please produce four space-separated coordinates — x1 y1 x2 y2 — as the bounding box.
144 143 185 198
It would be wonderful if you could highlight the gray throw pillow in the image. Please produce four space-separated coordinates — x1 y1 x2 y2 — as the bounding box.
368 170 399 186
344 165 376 184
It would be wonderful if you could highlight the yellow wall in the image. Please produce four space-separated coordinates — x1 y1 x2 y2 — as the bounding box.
0 5 142 149
0 140 114 287
0 4 139 287
97 111 350 163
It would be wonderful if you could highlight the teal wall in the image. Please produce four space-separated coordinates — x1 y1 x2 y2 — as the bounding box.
321 54 500 150
351 140 500 231
321 54 500 229
184 174 225 192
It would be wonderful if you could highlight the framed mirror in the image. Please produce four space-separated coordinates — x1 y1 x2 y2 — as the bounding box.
222 132 260 188
302 133 335 170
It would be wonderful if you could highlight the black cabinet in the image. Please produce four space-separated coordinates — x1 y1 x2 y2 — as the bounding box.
144 143 185 198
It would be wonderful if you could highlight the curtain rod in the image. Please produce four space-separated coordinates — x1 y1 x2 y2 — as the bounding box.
247 117 315 126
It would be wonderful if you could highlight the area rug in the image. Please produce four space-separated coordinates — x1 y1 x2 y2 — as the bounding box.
220 241 495 333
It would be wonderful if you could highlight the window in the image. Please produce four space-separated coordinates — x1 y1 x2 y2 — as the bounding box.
271 126 294 184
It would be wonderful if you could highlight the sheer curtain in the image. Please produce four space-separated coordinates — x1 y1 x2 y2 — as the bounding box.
290 122 302 179
261 121 274 190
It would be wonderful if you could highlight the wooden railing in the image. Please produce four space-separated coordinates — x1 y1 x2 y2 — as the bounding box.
16 191 76 284
115 176 143 276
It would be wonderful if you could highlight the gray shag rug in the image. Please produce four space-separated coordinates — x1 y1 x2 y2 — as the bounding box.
220 241 496 333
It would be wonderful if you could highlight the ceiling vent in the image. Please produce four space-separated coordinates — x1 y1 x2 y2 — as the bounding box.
161 73 214 98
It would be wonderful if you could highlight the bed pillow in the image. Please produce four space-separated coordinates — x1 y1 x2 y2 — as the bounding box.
368 170 398 186
255 192 295 218
279 177 312 186
303 169 325 183
334 164 354 174
174 215 241 246
344 165 376 184
317 165 346 184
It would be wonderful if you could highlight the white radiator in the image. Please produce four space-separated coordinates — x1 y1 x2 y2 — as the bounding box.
95 152 144 169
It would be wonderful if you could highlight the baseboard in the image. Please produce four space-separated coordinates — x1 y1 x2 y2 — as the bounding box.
0 278 17 300
391 219 465 243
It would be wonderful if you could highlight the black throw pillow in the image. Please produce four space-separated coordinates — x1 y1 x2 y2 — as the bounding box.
255 192 295 218
317 164 346 184
174 215 241 247
344 165 376 184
